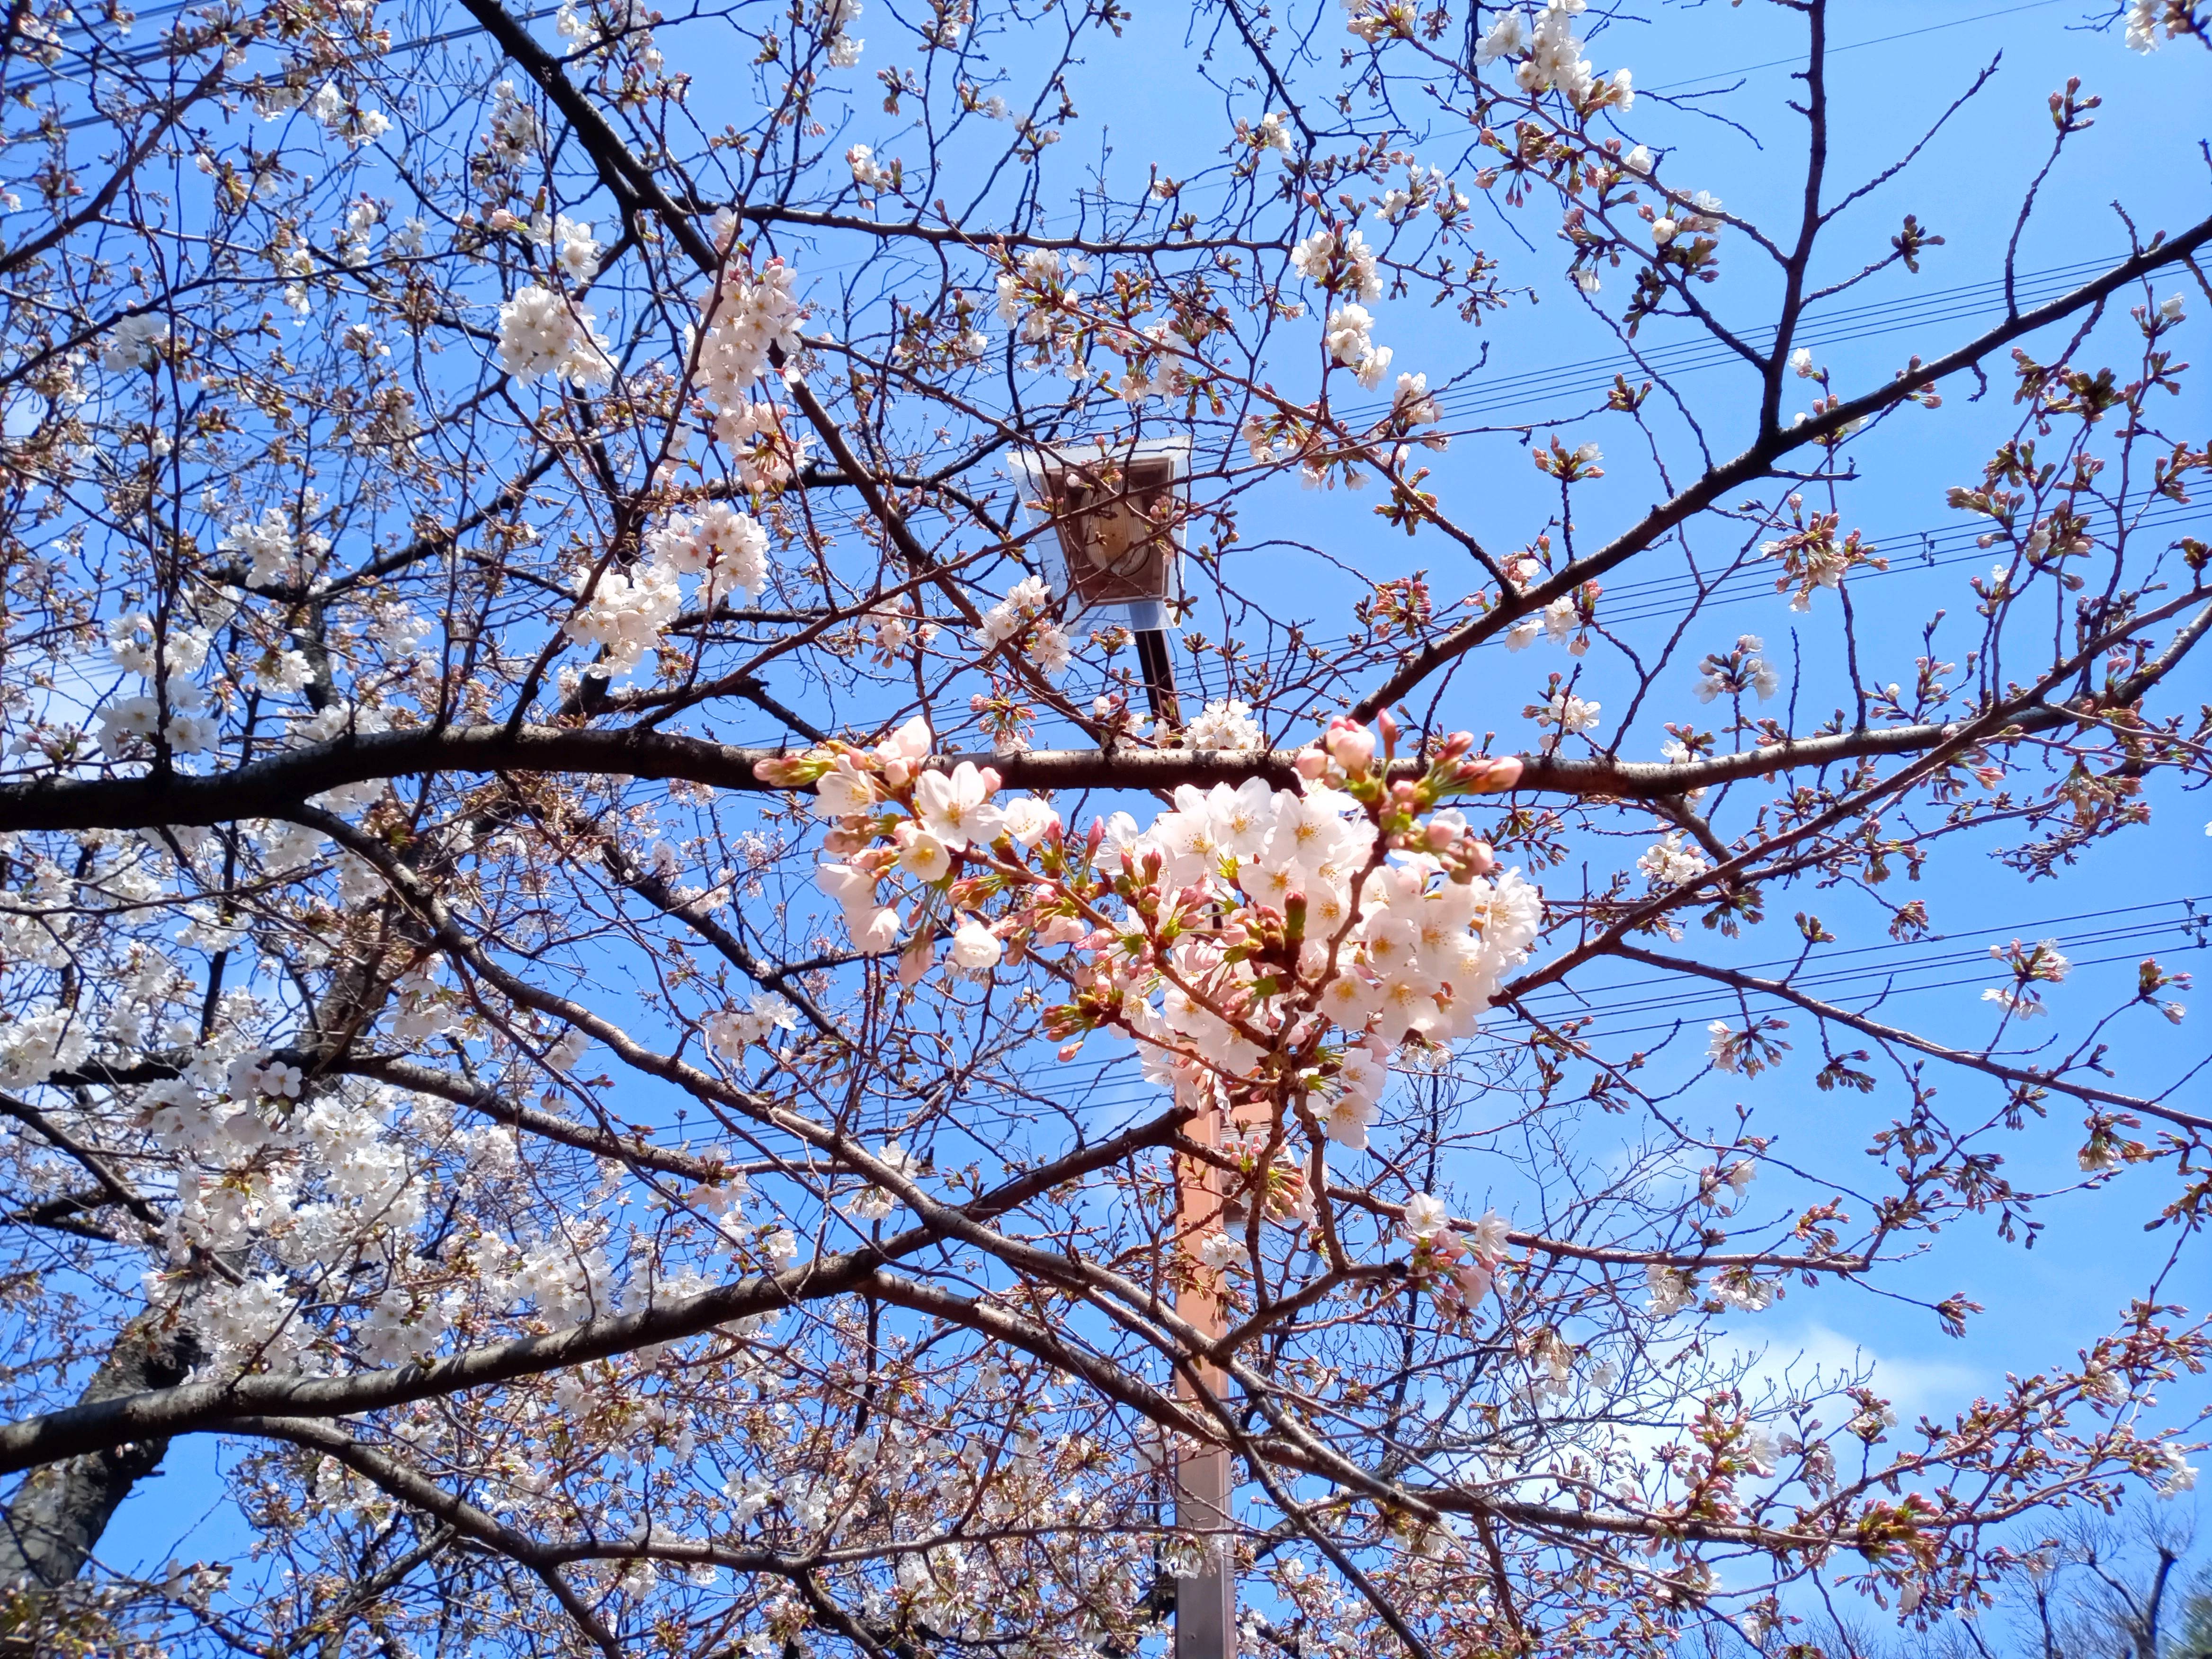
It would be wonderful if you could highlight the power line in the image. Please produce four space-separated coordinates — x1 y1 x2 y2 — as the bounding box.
1525 910 2209 1024
928 898 2210 1124
1641 0 2070 95
1556 937 2204 1045
1530 895 2209 998
1343 257 2132 427
1590 501 2210 628
1229 498 2210 682
13 3 565 115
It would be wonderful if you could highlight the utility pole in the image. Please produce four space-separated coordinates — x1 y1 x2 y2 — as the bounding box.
1021 435 1223 1652
1173 1101 1235 1659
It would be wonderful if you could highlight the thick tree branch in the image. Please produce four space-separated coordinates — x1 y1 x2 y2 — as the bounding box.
1348 216 2212 720
3 642 2200 839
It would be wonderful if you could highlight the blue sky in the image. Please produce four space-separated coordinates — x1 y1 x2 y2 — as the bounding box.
890 0 2212 1611
910 0 2212 1460
79 0 2212 1627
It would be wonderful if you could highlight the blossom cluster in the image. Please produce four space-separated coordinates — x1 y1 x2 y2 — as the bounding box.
645 500 772 606
485 78 539 165
1323 305 1393 389
868 594 937 661
1981 936 2071 1021
1528 686 1600 741
974 574 1073 679
2125 0 2185 51
554 0 666 67
490 209 601 281
1650 188 1725 248
1475 0 1632 109
1400 1193 1511 1314
1105 320 1196 405
1503 588 1598 656
1341 0 1418 45
983 248 1204 400
1693 634 1781 703
766 714 1537 1164
1183 697 1264 751
1238 111 1294 158
251 80 391 148
97 614 223 757
817 0 864 64
695 253 805 392
846 143 895 195
711 398 809 493
1761 501 1885 612
0 1001 91 1088
1376 164 1471 227
563 500 773 674
1391 371 1440 427
141 1074 431 1367
691 252 810 486
564 559 682 675
1285 227 1401 388
219 502 333 590
1636 833 1709 889
496 283 614 387
1290 226 1382 302
705 991 800 1055
996 248 1077 346
100 312 168 372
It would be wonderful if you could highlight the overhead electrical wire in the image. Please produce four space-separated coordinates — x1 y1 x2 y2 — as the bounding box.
601 889 2206 1146
951 897 2211 1122
15 3 567 117
1223 495 2209 688
1579 502 2208 629
1640 0 2071 94
1523 899 2209 1021
1342 256 2148 427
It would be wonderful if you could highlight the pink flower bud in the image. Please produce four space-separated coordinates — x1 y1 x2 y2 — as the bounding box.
1294 749 1329 780
1465 839 1496 874
1324 717 1376 771
753 753 820 786
1453 1260 1494 1303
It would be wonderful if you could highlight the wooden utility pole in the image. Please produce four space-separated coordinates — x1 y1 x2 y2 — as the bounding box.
1023 435 1220 1647
1174 1100 1236 1659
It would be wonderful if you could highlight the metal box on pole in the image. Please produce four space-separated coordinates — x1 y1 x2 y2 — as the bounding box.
1008 437 1191 727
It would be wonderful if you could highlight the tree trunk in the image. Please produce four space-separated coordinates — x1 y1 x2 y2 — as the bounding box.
0 1314 199 1590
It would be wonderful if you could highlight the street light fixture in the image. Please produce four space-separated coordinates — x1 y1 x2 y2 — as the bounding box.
1009 436 1190 728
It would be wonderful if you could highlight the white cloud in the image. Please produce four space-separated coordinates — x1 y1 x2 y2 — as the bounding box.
1716 1320 1982 1421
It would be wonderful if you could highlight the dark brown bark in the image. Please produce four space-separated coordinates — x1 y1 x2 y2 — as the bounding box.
0 1314 199 1589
